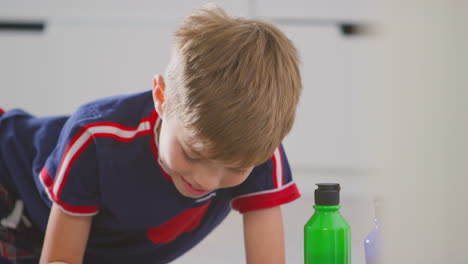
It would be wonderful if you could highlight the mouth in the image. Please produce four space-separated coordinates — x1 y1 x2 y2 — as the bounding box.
180 176 210 196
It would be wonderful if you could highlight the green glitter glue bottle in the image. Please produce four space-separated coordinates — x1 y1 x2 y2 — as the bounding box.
304 183 351 264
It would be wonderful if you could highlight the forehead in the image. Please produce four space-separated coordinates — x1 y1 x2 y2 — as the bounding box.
176 124 250 169
174 119 208 154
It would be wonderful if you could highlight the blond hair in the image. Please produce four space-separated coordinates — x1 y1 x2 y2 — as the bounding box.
164 5 302 167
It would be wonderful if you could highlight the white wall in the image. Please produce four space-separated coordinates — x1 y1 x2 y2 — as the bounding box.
4 1 465 263
367 1 468 263
0 0 376 171
0 1 378 263
0 1 248 115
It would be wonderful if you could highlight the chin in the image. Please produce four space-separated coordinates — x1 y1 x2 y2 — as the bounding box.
172 177 199 198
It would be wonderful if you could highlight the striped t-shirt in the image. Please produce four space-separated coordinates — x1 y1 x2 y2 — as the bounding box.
0 90 300 263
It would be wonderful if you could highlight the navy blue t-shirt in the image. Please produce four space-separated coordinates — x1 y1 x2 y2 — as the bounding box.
0 91 300 263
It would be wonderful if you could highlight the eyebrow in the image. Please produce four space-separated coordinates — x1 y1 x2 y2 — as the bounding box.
179 137 251 171
179 137 205 159
228 167 250 172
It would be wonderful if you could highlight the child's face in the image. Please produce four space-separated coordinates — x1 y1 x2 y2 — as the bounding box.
156 116 254 198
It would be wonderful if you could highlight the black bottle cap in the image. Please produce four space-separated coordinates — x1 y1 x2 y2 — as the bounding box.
314 183 341 205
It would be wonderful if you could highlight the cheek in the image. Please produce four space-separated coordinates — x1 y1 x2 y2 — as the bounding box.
159 134 189 172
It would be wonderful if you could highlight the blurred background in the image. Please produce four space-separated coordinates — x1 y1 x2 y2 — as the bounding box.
1 0 467 263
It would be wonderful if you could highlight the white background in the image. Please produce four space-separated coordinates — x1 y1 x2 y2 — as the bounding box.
1 0 467 263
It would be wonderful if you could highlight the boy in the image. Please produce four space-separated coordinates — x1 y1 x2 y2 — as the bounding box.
0 5 302 264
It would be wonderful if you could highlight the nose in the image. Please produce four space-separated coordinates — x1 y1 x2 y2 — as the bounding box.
189 164 223 191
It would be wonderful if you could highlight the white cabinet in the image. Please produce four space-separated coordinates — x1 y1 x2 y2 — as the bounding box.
251 0 376 170
0 2 380 263
0 0 249 20
1 1 374 171
0 22 175 115
279 24 374 171
0 1 250 115
255 0 378 21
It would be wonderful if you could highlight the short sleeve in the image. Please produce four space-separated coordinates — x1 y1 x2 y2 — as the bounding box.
230 144 301 213
38 106 101 216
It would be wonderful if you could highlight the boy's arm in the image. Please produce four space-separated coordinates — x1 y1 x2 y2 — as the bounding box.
40 203 93 264
243 206 285 264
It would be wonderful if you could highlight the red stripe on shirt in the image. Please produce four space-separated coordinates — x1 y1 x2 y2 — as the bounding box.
55 136 94 200
47 116 154 215
92 131 152 142
82 118 151 131
272 147 285 188
277 147 284 187
40 167 99 215
54 126 89 194
231 183 301 213
272 152 279 189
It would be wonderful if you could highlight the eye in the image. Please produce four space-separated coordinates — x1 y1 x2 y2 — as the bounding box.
230 168 249 174
182 150 198 163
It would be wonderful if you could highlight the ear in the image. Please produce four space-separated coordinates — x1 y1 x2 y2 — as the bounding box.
152 74 166 118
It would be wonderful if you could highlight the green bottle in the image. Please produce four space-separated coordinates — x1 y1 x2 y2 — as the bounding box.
304 183 351 264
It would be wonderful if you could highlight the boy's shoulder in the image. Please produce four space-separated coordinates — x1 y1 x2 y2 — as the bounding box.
71 90 154 126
